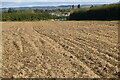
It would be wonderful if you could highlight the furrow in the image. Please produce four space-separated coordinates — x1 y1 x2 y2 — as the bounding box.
33 29 100 78
43 34 118 78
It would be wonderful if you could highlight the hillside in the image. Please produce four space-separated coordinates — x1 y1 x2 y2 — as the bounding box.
69 3 120 20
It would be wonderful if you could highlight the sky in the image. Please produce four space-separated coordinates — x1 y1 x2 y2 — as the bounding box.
1 0 120 2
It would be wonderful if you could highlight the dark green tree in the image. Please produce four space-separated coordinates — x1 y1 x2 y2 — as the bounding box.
8 8 15 13
78 4 81 8
71 5 75 9
90 5 94 8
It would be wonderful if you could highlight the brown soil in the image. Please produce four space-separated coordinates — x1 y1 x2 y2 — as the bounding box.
2 21 119 78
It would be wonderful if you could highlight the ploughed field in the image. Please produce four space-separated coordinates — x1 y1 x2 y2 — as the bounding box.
2 21 119 78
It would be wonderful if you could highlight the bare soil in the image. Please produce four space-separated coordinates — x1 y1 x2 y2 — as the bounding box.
2 21 119 78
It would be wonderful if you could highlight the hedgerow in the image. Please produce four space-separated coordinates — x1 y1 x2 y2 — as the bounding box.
2 13 58 21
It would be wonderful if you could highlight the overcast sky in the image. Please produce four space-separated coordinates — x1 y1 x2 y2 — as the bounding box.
1 0 120 2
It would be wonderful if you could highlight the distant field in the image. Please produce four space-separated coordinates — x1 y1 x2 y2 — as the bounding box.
2 21 119 78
